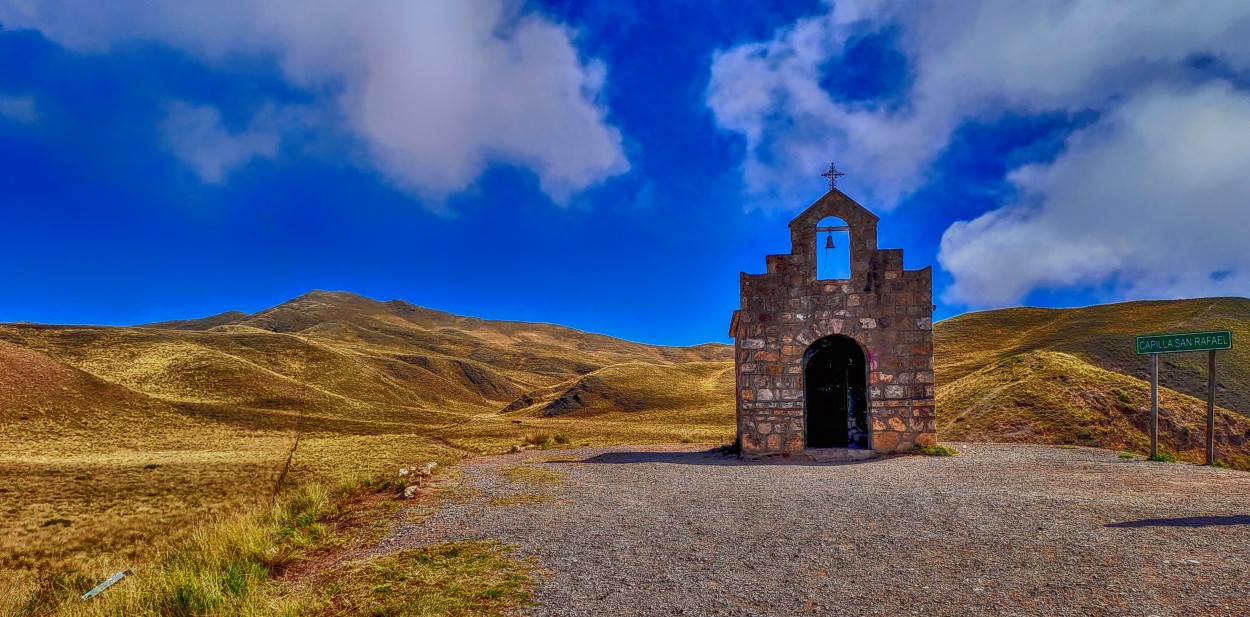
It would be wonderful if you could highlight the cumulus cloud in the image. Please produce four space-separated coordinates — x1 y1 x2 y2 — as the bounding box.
0 0 628 202
941 82 1250 306
161 102 279 183
708 0 1250 305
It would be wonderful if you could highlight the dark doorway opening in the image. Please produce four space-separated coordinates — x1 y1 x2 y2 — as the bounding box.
803 335 869 448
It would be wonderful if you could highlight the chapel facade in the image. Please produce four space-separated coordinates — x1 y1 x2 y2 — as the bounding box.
729 188 936 457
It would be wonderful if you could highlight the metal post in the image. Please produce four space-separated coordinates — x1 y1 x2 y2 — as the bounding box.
1150 353 1159 459
1207 350 1216 465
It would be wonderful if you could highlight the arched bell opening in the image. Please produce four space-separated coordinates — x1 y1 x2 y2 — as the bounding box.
814 216 851 280
803 335 869 449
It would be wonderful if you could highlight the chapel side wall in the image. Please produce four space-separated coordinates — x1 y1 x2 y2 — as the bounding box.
734 196 935 455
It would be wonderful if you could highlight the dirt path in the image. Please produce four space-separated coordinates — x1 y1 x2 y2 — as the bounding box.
379 444 1250 616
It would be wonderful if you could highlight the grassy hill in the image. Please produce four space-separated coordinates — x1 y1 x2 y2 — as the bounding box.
0 290 734 593
4 290 1250 606
935 297 1250 465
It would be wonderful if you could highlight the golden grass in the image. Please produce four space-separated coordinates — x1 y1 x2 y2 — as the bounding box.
0 291 731 612
500 464 563 486
488 493 552 507
4 290 1249 614
938 350 1250 470
297 541 534 616
1 479 535 617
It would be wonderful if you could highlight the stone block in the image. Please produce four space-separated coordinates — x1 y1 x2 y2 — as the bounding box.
873 431 900 451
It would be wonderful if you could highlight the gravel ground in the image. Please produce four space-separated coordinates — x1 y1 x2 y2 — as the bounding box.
379 444 1250 616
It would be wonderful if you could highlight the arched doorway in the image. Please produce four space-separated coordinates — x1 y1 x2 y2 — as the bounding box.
803 335 869 449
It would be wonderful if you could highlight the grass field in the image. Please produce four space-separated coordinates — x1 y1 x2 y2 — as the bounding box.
0 291 735 613
2 291 1248 614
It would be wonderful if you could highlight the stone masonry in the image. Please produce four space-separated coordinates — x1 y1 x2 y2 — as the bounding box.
729 189 935 456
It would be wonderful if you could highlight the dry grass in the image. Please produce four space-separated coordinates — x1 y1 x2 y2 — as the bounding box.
488 493 552 507
4 290 1249 614
0 291 731 613
937 349 1250 470
500 464 563 486
934 298 1250 470
295 541 534 616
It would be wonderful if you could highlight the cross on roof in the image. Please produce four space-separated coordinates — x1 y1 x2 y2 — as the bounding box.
820 162 846 190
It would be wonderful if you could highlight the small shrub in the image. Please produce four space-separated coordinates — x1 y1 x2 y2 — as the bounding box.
912 443 958 456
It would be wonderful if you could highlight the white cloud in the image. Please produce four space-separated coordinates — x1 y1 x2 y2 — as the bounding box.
0 95 37 123
708 0 1250 305
161 101 279 183
0 0 628 202
941 82 1250 307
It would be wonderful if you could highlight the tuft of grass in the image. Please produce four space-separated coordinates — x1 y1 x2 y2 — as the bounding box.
17 483 342 616
489 493 551 507
912 443 958 457
302 541 533 616
1148 452 1177 463
553 433 570 445
1118 451 1135 460
501 464 563 486
1212 459 1229 469
521 431 553 448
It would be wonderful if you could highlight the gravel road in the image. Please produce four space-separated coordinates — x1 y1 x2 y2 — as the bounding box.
379 444 1250 616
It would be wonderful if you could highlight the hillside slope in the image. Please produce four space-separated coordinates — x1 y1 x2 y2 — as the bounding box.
0 291 734 582
935 297 1250 465
935 297 1250 415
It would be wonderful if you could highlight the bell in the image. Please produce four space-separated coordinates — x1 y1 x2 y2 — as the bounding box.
825 232 835 250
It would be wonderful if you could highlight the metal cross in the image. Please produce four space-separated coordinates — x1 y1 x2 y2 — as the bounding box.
820 162 846 190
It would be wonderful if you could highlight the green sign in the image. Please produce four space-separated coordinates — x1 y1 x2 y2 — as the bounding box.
1135 330 1232 355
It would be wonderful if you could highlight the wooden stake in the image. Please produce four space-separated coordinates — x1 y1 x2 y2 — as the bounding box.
1150 353 1159 459
1207 350 1216 465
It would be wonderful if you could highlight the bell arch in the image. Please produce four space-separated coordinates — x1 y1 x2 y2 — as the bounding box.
815 215 851 280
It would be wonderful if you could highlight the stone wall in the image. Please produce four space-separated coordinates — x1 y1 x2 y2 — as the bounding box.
729 189 935 456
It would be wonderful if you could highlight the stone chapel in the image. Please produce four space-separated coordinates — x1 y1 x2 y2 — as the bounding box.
728 187 936 458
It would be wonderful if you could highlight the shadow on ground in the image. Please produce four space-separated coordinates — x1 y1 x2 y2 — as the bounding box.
1106 515 1250 528
564 450 884 467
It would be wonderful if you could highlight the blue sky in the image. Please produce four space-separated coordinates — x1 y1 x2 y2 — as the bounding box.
2 1 1249 346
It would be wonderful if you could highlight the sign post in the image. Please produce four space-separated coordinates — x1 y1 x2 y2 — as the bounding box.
1150 352 1158 459
1207 350 1217 465
1134 330 1232 464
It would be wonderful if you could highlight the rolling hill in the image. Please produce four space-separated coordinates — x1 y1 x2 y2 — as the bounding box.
3 290 1249 590
0 291 735 584
934 297 1250 466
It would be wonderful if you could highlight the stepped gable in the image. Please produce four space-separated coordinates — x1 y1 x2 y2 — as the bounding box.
729 188 935 456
